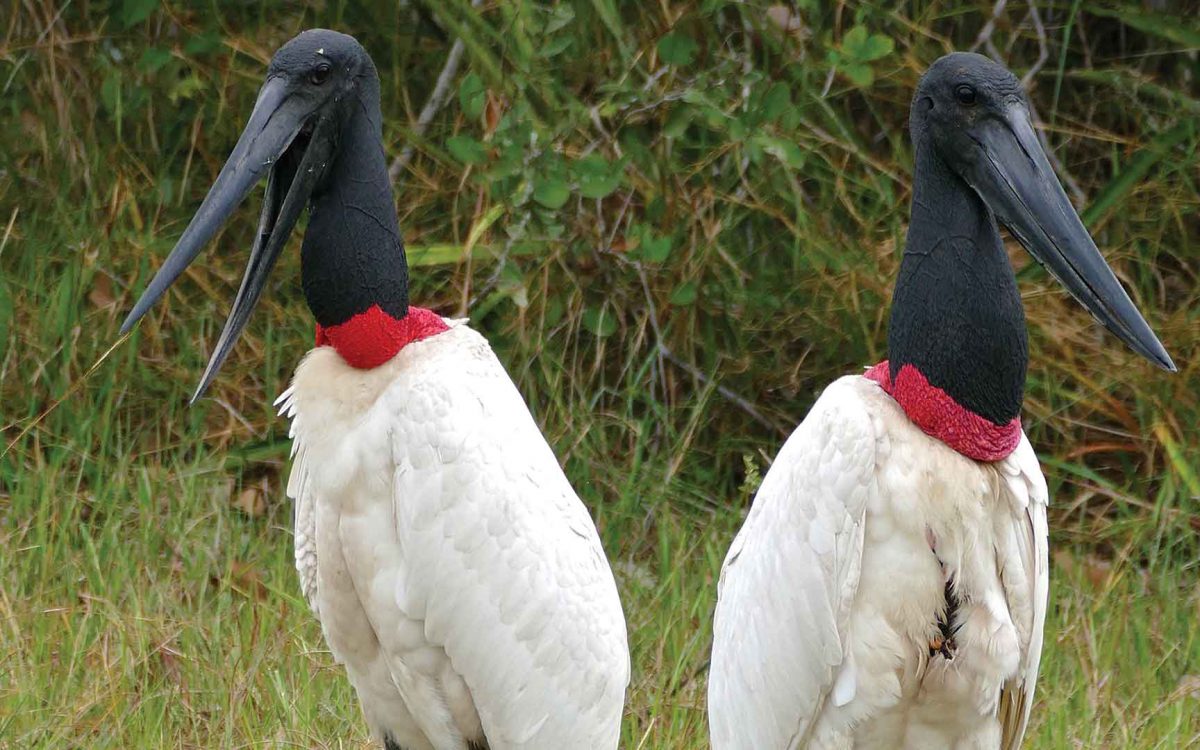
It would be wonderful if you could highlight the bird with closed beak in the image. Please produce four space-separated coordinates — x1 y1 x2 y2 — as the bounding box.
708 52 1173 750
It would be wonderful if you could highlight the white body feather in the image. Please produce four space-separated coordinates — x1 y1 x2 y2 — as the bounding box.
708 375 1048 750
277 319 629 750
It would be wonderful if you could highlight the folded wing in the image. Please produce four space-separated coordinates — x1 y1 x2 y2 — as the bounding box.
383 332 630 749
708 377 877 749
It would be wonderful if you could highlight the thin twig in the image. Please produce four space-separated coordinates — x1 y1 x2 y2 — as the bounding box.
1021 4 1050 88
636 267 670 401
657 343 789 437
971 0 1008 56
388 0 484 184
388 38 467 184
1017 3 1085 204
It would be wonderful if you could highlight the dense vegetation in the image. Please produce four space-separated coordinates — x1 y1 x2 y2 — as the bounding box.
2 1 1197 747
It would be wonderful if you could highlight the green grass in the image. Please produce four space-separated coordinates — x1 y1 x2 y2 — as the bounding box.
2 1 1198 748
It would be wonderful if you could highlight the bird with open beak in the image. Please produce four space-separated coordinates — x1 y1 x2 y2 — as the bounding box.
708 52 1174 749
122 29 629 750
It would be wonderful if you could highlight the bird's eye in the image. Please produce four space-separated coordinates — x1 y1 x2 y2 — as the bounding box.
310 63 332 85
954 84 977 106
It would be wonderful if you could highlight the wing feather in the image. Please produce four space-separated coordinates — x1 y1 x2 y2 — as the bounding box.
385 328 629 749
708 376 877 749
276 384 319 610
996 434 1050 749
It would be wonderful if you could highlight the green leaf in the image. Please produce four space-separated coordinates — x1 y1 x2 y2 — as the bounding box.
446 135 488 165
497 263 529 309
635 225 671 262
669 281 698 306
545 296 564 326
406 244 476 267
762 82 792 122
574 154 624 200
488 140 525 179
542 36 573 57
681 88 717 107
582 307 618 337
168 74 205 105
184 32 223 56
459 72 485 120
120 0 158 27
841 25 868 57
753 135 806 170
842 63 874 87
657 31 698 67
840 25 893 64
664 106 691 138
533 178 570 209
579 172 622 199
641 237 671 263
545 4 576 34
646 195 666 222
859 34 894 62
137 47 172 74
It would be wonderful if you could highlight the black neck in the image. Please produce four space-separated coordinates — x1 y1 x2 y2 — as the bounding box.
887 139 1028 425
301 74 409 327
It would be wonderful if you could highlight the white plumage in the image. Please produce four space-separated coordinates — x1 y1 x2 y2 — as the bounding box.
708 375 1048 749
277 318 629 750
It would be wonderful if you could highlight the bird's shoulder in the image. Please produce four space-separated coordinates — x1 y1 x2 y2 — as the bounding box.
725 373 882 579
994 431 1049 512
751 374 882 524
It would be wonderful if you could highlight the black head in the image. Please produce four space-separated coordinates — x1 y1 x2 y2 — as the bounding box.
270 28 372 79
905 52 1174 373
909 52 1025 167
120 30 389 401
263 29 378 157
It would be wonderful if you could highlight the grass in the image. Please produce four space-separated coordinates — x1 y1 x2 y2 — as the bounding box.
2 1 1198 748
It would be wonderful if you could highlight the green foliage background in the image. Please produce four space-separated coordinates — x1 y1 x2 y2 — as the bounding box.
1 1 1198 747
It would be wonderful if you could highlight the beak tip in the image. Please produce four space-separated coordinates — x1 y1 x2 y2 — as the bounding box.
1142 337 1176 373
189 382 209 406
120 298 152 335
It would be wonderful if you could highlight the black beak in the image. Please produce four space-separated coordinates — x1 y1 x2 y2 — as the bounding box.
121 76 332 402
964 106 1174 372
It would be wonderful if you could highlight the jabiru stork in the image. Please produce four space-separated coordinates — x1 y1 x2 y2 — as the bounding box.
708 53 1174 749
120 29 629 750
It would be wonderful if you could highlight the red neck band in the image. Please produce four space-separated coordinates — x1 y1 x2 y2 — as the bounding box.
865 360 1021 462
315 305 449 369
